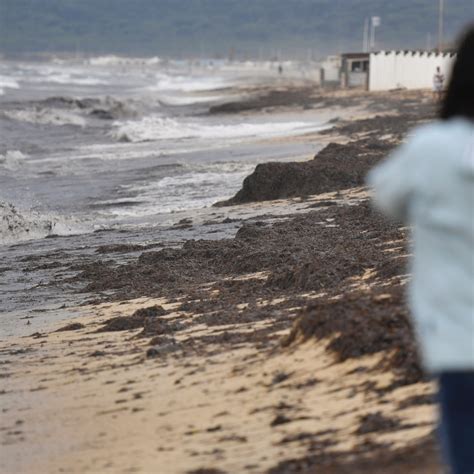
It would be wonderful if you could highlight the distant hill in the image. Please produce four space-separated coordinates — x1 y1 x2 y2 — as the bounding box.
1 0 472 58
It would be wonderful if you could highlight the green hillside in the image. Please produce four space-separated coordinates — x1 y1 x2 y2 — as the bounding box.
0 0 472 58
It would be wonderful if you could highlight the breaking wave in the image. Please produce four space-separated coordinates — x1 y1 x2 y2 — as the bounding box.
0 75 20 95
29 72 108 86
3 108 87 127
2 96 136 127
158 94 227 106
105 161 256 217
149 74 228 93
0 150 27 170
87 55 161 67
0 201 92 246
111 115 323 143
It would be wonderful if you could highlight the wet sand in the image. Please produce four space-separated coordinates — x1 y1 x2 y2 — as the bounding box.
1 88 442 473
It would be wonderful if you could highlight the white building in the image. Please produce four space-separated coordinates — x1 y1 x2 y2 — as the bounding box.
369 50 456 91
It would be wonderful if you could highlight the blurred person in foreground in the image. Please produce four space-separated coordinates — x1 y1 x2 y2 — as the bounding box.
367 25 474 474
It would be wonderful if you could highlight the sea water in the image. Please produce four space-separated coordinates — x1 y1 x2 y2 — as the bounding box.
0 57 328 245
0 56 330 330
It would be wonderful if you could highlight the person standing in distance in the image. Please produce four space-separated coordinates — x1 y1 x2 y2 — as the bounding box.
433 66 445 101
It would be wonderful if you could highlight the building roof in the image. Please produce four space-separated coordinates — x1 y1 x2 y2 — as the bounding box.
341 52 370 60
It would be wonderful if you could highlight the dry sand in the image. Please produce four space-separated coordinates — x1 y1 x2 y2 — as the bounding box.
1 293 437 474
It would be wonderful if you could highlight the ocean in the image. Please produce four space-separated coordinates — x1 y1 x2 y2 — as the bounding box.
0 55 330 332
0 56 329 243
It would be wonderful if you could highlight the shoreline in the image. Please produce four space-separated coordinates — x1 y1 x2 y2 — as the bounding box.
1 88 442 473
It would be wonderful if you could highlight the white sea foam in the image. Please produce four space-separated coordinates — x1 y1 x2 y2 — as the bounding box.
15 63 110 86
3 108 87 127
111 115 322 143
0 150 27 170
50 74 107 86
0 75 20 95
105 162 254 217
149 74 228 93
28 72 108 86
158 94 227 106
111 115 323 143
0 201 91 246
88 55 161 67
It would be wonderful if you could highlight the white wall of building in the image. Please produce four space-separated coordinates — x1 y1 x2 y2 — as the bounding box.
321 55 341 82
369 51 455 91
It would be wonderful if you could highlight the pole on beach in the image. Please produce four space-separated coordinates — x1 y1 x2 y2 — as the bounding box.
438 0 445 52
363 18 369 52
370 16 381 52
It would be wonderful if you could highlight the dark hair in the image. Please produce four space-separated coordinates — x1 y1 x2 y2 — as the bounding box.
440 24 474 120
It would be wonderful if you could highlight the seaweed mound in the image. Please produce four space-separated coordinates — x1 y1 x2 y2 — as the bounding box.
215 141 392 207
282 287 423 387
97 305 168 332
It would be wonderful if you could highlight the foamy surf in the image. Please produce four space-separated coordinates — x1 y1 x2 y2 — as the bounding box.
87 55 162 67
149 74 229 93
104 162 255 217
0 150 27 170
3 108 87 127
28 72 108 86
157 94 227 106
0 201 93 246
0 75 20 95
0 58 329 245
111 115 324 143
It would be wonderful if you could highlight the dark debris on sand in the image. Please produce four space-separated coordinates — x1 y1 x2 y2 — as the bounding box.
267 434 439 474
215 141 392 206
37 90 441 473
207 86 400 116
217 127 433 209
355 412 402 435
97 305 170 334
216 92 435 206
282 286 424 388
55 322 85 332
73 199 423 384
209 87 322 114
69 91 432 385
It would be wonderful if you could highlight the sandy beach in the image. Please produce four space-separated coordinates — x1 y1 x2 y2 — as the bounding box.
1 85 443 473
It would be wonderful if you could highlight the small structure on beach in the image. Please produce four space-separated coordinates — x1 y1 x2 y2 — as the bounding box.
340 53 370 89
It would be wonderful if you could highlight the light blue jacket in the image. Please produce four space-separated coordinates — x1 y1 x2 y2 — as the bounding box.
367 118 474 372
